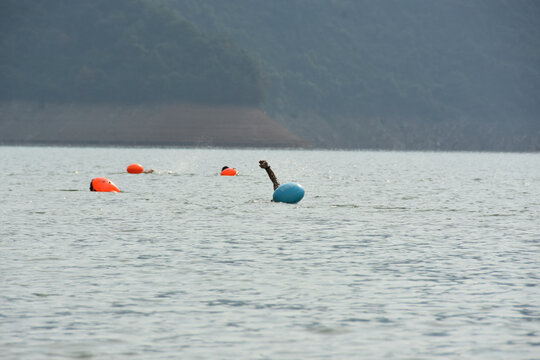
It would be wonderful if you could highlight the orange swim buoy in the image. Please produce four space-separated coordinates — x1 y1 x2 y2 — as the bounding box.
221 167 238 176
90 177 120 192
127 163 144 174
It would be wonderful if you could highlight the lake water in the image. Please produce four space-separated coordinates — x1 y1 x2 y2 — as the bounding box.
1 146 539 359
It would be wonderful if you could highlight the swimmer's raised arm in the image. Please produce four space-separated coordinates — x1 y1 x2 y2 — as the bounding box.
259 160 280 191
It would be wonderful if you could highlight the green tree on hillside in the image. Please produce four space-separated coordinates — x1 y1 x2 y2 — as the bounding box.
164 0 540 149
0 0 264 105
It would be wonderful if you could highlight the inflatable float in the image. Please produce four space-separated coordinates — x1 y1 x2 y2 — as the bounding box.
127 163 144 174
221 167 238 176
273 182 305 204
90 177 120 192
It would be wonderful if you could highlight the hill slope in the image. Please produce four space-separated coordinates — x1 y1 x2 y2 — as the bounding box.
2 1 539 150
0 102 305 147
164 0 540 150
1 0 263 105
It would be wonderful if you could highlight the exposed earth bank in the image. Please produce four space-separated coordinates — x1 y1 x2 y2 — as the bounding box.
0 102 307 148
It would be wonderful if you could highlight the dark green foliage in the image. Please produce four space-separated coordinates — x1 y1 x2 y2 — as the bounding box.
1 0 539 149
163 0 540 129
0 0 264 105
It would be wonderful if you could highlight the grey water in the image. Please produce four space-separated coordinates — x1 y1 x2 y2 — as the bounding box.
1 146 539 360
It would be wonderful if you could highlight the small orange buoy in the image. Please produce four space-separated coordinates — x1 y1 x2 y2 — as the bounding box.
90 177 120 192
221 167 238 176
127 163 144 174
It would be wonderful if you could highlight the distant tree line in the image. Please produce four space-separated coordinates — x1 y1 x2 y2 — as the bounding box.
2 0 539 149
164 0 540 147
0 0 264 105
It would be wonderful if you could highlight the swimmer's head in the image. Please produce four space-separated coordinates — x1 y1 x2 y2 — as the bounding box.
221 166 229 171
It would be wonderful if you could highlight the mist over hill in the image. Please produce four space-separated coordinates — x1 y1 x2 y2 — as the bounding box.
163 0 540 150
0 0 263 105
2 0 539 150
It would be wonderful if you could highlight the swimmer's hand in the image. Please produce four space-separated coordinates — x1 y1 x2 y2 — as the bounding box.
259 160 270 169
143 169 154 173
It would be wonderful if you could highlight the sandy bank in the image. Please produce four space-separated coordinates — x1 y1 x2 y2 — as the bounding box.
0 102 307 148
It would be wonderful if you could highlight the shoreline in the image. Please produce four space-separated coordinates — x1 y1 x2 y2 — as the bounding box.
0 101 308 148
2 139 539 154
1 101 538 152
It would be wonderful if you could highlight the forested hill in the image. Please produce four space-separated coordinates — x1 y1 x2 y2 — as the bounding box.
163 0 540 150
2 0 539 150
0 0 263 105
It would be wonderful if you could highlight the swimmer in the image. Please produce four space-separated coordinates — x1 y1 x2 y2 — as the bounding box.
259 160 280 191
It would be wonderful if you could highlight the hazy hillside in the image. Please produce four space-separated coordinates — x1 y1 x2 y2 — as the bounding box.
0 0 263 105
0 102 305 147
1 0 539 150
163 0 540 150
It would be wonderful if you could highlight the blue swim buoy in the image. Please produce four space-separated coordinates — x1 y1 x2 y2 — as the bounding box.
273 182 305 204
